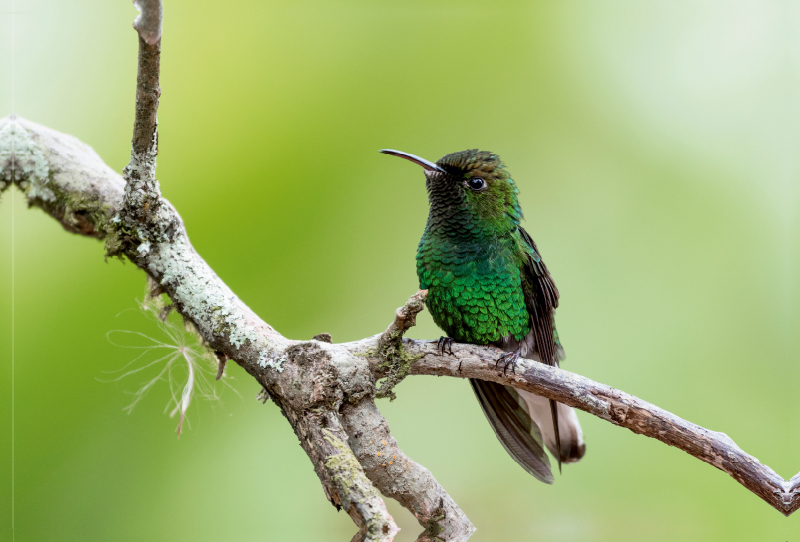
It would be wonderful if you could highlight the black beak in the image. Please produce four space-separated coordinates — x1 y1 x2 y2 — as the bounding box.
379 149 445 173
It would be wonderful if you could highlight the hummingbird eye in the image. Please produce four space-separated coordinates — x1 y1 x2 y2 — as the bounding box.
466 177 486 191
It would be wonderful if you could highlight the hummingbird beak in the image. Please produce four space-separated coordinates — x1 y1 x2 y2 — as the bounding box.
379 149 445 174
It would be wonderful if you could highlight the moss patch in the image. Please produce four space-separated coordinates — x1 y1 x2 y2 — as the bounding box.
375 334 422 401
323 430 362 492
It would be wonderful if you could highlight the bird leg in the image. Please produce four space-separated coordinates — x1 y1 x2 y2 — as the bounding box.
496 347 521 375
436 336 455 356
435 337 464 372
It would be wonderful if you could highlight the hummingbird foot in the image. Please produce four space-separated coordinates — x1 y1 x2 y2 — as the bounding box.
496 348 521 375
435 336 455 356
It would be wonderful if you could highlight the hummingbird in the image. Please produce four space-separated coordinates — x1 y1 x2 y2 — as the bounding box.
380 148 585 483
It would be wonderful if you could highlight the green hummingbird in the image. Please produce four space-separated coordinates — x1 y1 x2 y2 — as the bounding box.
381 148 585 483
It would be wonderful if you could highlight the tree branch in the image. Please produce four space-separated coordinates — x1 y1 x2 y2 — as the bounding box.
281 403 400 541
129 34 161 159
0 2 796 536
3 116 798 536
341 400 475 542
400 339 800 515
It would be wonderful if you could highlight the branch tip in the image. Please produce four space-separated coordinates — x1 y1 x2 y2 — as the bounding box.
132 0 163 45
380 289 427 349
375 290 428 400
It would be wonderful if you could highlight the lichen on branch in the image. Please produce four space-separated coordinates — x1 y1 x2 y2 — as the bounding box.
374 289 427 400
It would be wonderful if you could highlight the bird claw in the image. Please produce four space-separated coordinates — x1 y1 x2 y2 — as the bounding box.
496 349 520 375
436 336 455 356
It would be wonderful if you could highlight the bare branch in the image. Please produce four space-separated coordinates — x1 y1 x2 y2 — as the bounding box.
397 337 799 515
126 0 162 209
0 116 123 233
277 403 399 541
342 400 475 541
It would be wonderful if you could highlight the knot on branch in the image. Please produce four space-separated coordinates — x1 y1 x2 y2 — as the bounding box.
313 332 333 343
108 175 178 260
375 290 427 400
265 342 372 413
286 343 342 408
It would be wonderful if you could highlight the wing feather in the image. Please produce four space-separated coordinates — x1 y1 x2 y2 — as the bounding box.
517 226 562 365
517 226 565 470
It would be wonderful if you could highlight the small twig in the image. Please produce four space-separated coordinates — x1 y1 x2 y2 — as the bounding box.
132 0 163 46
378 289 427 353
374 290 428 400
214 350 228 381
158 304 173 321
130 33 161 159
148 282 166 299
256 387 271 404
115 0 164 254
129 0 162 167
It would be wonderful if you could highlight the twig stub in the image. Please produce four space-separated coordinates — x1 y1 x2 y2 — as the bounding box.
374 290 428 400
313 333 333 343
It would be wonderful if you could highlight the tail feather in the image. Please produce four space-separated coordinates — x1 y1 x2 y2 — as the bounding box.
549 398 562 473
520 389 586 463
469 378 554 483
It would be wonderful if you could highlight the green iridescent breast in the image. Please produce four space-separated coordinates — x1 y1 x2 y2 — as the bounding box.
417 232 530 345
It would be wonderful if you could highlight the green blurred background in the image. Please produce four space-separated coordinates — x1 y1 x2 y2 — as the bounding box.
2 0 800 540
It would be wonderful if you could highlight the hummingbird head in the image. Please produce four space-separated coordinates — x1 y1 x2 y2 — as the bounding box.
380 148 523 235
